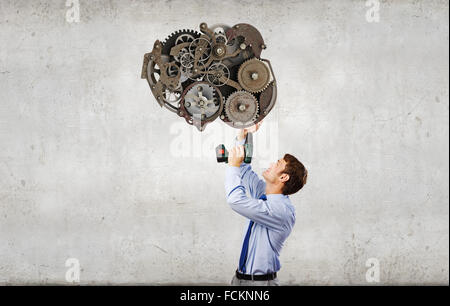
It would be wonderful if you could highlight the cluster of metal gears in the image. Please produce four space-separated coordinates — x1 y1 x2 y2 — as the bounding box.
141 22 277 131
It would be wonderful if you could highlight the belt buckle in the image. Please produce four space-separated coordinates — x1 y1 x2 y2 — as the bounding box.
237 269 247 280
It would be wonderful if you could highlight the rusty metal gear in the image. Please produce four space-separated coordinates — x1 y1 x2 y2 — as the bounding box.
141 22 277 131
224 91 259 127
207 62 230 87
237 58 271 93
179 81 223 131
184 83 220 119
161 29 201 58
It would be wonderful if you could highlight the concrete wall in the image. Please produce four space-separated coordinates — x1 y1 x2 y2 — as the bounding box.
0 0 448 285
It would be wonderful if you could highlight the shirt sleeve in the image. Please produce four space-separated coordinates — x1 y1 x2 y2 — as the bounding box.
225 166 285 232
233 136 266 199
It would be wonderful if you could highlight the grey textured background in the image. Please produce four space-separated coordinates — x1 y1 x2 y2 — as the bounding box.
0 0 448 285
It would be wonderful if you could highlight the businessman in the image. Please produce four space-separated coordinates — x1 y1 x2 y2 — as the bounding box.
225 122 308 286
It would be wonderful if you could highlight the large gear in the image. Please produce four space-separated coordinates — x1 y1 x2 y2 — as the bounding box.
173 34 195 63
141 22 277 131
161 29 201 58
179 81 223 131
224 91 259 127
183 83 220 119
237 58 271 93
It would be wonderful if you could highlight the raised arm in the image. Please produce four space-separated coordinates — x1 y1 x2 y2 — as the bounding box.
233 135 266 199
225 165 284 232
233 123 266 198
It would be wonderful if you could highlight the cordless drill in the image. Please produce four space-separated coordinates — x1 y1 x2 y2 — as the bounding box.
216 133 253 164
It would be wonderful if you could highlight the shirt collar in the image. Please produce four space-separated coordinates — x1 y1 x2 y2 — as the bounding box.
266 193 289 200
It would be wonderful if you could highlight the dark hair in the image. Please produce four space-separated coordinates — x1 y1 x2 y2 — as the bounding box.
281 154 308 195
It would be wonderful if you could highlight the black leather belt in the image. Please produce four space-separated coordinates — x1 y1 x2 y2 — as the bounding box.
235 269 277 281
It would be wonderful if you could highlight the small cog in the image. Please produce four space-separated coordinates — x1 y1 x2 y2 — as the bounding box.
189 37 212 64
207 62 230 87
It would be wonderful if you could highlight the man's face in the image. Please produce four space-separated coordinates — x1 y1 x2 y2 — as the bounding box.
262 158 287 183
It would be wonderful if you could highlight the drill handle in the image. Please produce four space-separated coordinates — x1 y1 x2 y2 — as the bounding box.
243 132 253 164
215 132 254 164
216 144 229 163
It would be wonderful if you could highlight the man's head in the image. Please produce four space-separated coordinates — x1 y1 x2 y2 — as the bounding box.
262 154 308 195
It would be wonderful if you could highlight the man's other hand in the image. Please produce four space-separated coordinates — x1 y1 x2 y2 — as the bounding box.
237 121 263 141
229 145 245 167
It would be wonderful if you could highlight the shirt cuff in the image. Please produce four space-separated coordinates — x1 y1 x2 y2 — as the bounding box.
226 165 241 175
234 136 246 146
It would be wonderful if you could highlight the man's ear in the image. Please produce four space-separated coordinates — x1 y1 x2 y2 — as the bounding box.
279 173 290 183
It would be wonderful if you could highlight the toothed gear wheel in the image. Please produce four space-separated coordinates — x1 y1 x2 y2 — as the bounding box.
161 29 201 58
173 34 196 63
189 37 212 64
180 60 206 82
237 58 271 93
183 83 221 120
224 91 259 126
207 62 230 87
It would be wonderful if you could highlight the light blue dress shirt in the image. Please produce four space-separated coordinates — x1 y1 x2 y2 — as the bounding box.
224 137 296 275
